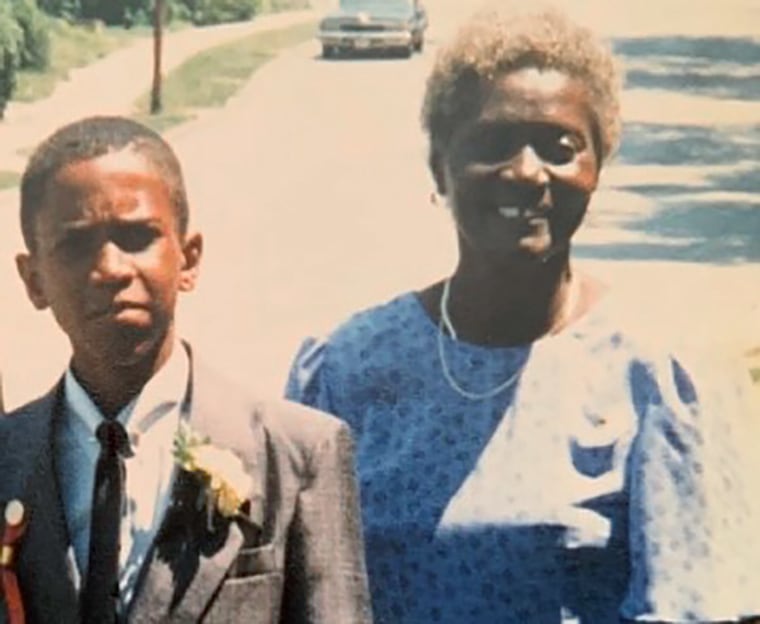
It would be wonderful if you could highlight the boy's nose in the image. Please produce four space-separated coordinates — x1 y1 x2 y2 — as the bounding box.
90 241 134 284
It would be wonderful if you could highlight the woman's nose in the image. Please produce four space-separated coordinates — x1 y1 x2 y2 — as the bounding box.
91 241 133 284
499 144 549 186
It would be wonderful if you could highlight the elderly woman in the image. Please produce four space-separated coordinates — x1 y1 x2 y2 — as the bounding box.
287 6 760 623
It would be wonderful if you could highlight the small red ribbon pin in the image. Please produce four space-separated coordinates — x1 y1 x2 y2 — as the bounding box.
1 500 28 624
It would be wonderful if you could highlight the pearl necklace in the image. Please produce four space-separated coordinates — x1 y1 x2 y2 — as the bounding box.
437 278 526 400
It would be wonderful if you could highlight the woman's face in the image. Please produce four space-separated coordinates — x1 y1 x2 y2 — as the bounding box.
436 67 601 266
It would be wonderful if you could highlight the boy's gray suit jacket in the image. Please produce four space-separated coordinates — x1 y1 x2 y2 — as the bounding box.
0 346 372 623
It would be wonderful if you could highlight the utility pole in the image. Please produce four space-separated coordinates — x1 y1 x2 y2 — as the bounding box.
150 0 164 114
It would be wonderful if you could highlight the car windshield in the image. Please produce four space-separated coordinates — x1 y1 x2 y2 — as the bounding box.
339 0 414 17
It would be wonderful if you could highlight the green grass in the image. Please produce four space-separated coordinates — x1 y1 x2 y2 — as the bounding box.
133 21 315 131
747 347 760 384
0 171 21 190
14 19 150 103
132 111 197 133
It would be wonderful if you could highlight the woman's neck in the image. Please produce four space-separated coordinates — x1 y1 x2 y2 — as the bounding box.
426 255 583 347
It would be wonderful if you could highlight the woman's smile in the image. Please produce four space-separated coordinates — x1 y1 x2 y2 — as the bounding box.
439 68 600 265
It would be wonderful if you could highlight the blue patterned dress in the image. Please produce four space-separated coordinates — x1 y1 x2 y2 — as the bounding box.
286 292 760 624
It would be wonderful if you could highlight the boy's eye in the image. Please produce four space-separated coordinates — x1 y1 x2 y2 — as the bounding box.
53 224 159 258
54 230 98 259
112 224 159 252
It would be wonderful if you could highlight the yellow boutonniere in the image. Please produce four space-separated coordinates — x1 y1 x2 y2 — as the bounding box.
173 424 251 526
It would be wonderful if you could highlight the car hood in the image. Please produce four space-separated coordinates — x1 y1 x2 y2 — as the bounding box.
323 6 414 20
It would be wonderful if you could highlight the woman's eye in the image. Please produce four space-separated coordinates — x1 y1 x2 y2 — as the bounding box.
453 126 521 165
538 133 583 165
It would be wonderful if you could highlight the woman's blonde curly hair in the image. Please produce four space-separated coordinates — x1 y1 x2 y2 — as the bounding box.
422 5 623 166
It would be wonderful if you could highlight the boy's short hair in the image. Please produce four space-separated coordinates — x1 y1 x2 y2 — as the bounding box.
20 116 189 252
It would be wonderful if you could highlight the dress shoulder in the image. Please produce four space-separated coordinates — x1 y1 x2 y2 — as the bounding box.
285 292 422 409
622 342 760 620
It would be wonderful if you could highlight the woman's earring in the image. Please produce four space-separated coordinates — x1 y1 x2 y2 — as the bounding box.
429 191 440 206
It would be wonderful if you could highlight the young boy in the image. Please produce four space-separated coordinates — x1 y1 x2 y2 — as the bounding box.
0 116 371 624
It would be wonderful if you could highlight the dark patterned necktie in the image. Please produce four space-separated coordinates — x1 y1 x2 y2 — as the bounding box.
81 419 130 624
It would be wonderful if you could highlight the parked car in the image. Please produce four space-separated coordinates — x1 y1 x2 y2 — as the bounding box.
318 0 428 59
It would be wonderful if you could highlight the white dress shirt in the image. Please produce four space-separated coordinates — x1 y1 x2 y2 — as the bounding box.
55 341 189 614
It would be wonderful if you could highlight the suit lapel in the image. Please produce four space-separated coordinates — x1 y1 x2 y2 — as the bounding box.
128 346 268 623
6 385 80 623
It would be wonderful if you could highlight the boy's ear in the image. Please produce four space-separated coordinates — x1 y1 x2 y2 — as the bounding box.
16 253 50 310
430 149 447 196
178 231 202 293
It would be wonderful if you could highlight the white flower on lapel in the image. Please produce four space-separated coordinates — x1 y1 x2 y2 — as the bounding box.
173 424 251 520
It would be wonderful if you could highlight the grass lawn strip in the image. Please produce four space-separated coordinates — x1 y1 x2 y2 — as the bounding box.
0 170 21 190
747 347 760 384
133 21 315 132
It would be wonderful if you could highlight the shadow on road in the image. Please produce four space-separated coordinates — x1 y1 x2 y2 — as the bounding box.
615 36 760 100
577 197 760 264
314 49 419 62
579 112 760 264
617 122 760 166
579 31 760 267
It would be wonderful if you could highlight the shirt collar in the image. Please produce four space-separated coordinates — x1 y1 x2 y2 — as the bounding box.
63 341 190 443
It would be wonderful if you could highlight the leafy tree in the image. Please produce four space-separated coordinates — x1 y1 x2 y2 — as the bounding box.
37 0 267 26
79 0 124 24
37 0 81 20
11 0 51 70
269 0 309 10
0 3 22 119
188 0 261 25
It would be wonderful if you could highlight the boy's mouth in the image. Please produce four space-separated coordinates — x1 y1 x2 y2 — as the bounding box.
86 301 150 320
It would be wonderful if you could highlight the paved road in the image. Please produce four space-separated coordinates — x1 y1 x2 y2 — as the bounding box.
0 0 758 407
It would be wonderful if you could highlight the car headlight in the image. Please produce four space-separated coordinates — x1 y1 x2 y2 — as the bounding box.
319 18 340 31
380 19 407 31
